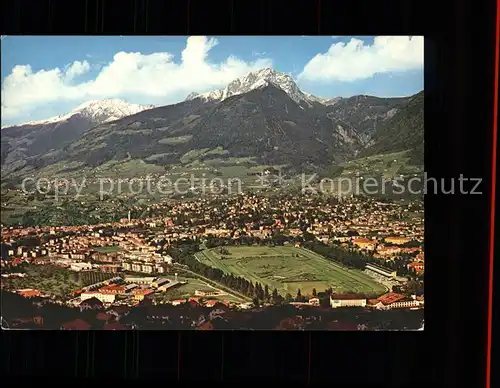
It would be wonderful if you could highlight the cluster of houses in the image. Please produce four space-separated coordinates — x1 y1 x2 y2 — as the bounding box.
3 288 424 331
1 193 424 280
68 276 186 306
350 236 424 275
287 292 424 310
329 292 424 310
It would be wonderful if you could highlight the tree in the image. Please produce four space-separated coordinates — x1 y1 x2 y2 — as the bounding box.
296 288 302 298
264 284 270 299
303 232 315 242
312 288 317 297
319 297 331 308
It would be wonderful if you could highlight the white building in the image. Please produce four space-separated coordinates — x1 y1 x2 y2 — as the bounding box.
365 264 397 279
70 262 93 272
330 294 367 308
80 292 115 304
124 276 156 285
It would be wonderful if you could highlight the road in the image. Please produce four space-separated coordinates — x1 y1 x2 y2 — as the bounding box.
178 267 251 302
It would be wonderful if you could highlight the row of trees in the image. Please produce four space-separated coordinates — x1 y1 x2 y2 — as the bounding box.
304 238 422 280
78 271 116 287
166 243 284 304
168 241 329 305
302 240 367 269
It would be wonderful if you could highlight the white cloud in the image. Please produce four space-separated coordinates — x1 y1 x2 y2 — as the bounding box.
64 60 91 82
299 36 424 82
1 36 272 122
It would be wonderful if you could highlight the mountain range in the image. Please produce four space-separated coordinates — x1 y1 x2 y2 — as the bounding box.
1 68 423 182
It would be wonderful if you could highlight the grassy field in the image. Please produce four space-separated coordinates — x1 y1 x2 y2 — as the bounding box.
2 265 79 297
195 246 387 297
156 276 243 303
340 150 422 179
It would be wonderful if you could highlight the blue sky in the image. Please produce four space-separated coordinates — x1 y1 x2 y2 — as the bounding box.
1 36 424 126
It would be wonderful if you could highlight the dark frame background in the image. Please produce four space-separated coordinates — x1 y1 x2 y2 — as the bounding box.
1 0 498 387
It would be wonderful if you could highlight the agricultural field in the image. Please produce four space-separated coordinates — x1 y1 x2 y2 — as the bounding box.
195 246 387 297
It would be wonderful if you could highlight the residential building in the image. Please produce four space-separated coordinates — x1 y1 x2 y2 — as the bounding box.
133 289 155 301
195 289 221 297
366 263 397 278
385 237 410 245
124 277 156 285
81 291 116 304
352 238 376 250
70 262 93 272
330 294 367 308
151 278 170 288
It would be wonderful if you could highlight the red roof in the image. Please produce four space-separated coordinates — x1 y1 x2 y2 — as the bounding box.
198 321 214 330
352 238 373 244
377 292 406 305
96 312 113 321
61 319 91 330
99 284 125 294
18 289 42 298
133 289 154 296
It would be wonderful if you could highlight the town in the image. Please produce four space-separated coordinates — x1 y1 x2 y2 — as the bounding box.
0 192 424 330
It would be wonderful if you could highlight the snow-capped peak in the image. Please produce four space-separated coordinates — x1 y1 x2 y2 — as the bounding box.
185 68 313 105
69 98 155 123
9 99 154 128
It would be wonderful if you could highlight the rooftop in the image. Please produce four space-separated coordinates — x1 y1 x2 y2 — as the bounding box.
377 292 406 305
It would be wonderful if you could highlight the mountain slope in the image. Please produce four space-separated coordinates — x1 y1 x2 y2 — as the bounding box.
37 83 361 172
1 99 154 175
27 97 217 171
182 82 363 166
325 95 412 143
1 69 424 182
359 91 424 165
